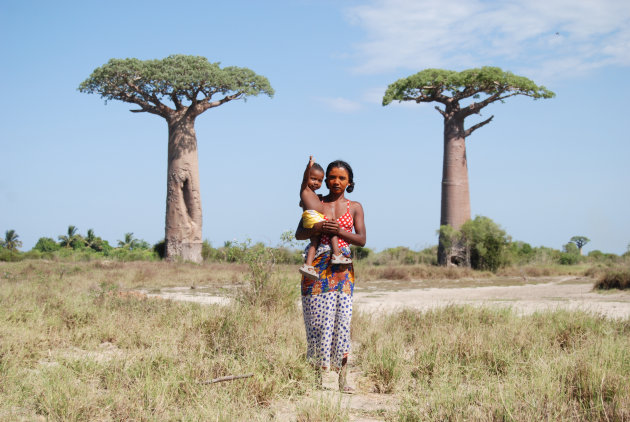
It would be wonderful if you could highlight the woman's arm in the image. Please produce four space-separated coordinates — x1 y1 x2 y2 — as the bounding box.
336 202 366 247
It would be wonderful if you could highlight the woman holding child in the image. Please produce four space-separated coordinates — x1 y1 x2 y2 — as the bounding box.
295 158 366 392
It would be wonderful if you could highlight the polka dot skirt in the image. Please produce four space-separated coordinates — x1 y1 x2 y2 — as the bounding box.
302 291 352 370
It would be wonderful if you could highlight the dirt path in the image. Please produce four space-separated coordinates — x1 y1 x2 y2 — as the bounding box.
143 276 630 319
354 276 630 319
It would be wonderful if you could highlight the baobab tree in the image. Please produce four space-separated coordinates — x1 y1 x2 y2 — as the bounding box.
79 55 274 262
383 67 554 265
570 236 590 255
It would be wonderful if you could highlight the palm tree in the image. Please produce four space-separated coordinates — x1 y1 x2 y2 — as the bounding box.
58 225 79 248
117 233 138 250
3 230 22 251
85 229 96 249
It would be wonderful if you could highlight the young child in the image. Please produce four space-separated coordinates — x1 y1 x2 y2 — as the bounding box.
299 156 352 280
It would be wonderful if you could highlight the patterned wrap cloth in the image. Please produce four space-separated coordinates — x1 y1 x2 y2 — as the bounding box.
301 244 354 370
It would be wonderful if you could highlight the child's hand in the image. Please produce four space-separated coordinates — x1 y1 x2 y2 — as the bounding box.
308 155 314 169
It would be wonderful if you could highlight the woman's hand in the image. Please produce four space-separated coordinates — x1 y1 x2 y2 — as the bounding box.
321 220 340 235
296 220 339 240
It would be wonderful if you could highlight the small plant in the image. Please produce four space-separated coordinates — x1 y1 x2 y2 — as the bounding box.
295 393 349 422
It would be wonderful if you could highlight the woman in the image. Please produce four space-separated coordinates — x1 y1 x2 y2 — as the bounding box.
295 159 366 392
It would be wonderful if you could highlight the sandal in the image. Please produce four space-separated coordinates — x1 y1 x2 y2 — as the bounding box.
331 253 352 265
340 385 355 394
299 264 319 280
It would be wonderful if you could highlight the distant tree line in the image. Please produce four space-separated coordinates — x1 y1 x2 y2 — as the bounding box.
2 221 629 270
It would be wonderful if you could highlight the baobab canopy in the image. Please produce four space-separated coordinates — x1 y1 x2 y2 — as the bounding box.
78 55 274 117
383 66 554 110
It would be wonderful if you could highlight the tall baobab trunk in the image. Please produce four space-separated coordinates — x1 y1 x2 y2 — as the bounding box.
438 114 471 265
164 114 203 263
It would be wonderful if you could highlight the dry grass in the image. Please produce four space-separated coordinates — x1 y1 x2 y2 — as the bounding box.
0 260 315 421
1 260 629 421
355 262 594 283
593 266 630 290
353 306 630 421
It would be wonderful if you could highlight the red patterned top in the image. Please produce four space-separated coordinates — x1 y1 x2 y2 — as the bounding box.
320 200 354 248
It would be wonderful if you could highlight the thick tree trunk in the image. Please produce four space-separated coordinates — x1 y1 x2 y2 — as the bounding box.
438 115 471 266
164 115 203 263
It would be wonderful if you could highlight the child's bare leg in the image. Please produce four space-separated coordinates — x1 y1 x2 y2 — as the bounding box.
305 237 319 266
330 236 352 264
330 235 342 256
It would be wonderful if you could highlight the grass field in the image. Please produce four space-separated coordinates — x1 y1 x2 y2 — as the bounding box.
1 260 629 421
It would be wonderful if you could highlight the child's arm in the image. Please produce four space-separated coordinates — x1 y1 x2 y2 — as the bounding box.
300 155 315 193
300 156 322 211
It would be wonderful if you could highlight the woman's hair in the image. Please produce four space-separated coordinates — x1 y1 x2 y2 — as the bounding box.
326 160 355 193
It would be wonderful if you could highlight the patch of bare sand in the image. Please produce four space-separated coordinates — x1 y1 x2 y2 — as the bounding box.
354 276 630 319
271 355 398 422
138 286 232 305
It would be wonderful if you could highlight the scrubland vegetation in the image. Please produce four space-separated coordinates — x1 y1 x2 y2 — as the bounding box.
2 223 629 281
1 258 629 421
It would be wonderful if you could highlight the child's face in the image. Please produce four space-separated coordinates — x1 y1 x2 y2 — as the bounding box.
308 169 324 191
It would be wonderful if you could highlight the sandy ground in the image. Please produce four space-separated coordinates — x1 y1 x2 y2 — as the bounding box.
354 276 630 319
142 276 630 319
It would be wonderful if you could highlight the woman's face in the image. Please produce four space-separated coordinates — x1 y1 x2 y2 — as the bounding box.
326 167 350 194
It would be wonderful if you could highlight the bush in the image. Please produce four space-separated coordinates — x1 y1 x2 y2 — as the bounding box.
153 239 166 259
0 249 23 262
594 268 630 290
506 241 536 265
351 245 372 260
559 252 580 265
272 247 303 264
587 250 619 264
22 250 42 260
33 237 60 253
108 248 158 262
459 216 510 271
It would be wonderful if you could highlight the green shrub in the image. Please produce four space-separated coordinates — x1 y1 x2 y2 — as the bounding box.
22 250 42 260
559 252 580 265
459 216 510 271
153 239 166 259
587 250 619 264
272 247 303 264
0 249 23 262
506 241 536 265
108 248 158 262
350 245 371 260
33 237 61 253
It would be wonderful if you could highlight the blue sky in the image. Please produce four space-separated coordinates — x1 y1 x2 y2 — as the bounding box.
1 0 629 254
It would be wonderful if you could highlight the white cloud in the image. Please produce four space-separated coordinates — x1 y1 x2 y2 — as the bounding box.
346 0 630 80
317 97 363 112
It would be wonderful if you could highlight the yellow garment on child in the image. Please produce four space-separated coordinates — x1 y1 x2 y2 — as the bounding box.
302 210 326 229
